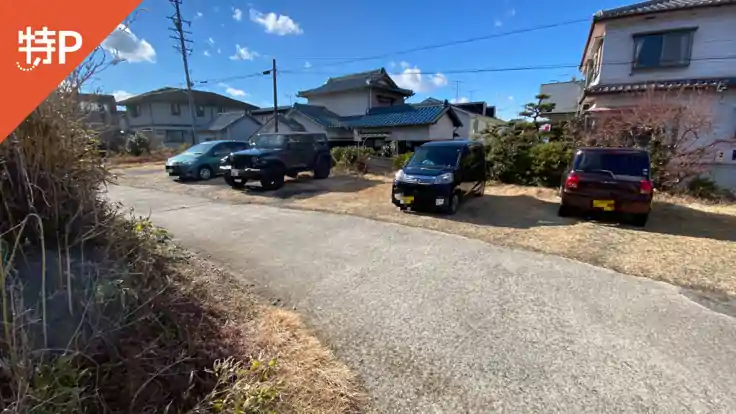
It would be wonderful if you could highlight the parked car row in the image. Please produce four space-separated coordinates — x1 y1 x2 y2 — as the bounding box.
165 135 655 227
390 140 654 226
164 132 333 191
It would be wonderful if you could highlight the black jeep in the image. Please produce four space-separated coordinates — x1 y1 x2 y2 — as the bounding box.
222 132 332 190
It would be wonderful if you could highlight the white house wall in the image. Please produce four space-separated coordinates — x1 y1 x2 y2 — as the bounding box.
306 91 372 116
125 102 244 130
596 6 736 86
225 116 261 141
390 126 430 141
540 81 584 113
428 114 457 140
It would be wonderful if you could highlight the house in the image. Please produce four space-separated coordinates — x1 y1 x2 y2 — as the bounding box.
538 81 585 122
579 0 736 189
249 106 291 125
117 87 259 147
257 68 477 152
78 93 123 150
417 98 504 138
199 111 262 142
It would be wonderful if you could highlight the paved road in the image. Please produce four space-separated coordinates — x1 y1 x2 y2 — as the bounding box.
107 185 736 413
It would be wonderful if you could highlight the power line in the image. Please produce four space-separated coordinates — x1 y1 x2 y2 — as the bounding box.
283 17 591 71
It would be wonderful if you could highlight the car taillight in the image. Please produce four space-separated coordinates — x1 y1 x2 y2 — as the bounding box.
564 172 579 189
639 179 653 195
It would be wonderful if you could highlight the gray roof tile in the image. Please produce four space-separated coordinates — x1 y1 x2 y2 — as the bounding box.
292 103 345 128
587 77 734 94
596 0 736 20
207 111 261 131
341 104 462 128
297 68 414 97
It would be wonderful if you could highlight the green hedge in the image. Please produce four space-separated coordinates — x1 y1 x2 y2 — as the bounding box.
330 146 375 167
393 152 413 170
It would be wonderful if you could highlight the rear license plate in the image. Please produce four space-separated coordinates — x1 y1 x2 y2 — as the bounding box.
165 167 173 172
401 196 414 205
593 200 615 211
231 169 240 177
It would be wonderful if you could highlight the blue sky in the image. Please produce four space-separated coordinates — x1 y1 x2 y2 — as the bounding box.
94 0 632 120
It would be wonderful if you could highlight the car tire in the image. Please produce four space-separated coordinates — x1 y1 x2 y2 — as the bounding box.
445 193 460 215
313 157 331 179
225 175 246 189
630 213 649 228
197 166 213 181
557 204 573 217
261 172 285 191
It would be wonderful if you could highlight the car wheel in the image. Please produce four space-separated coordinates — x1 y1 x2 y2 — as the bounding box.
197 166 213 181
630 213 649 228
313 158 331 179
557 204 573 217
445 193 460 215
474 181 486 197
261 172 285 191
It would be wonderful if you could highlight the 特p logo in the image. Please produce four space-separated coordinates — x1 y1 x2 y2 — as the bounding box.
16 26 83 72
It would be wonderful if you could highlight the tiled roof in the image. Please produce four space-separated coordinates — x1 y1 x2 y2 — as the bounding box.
587 77 734 94
297 68 414 97
250 105 292 115
291 103 345 128
207 111 261 131
118 87 259 110
276 115 306 131
596 0 736 20
341 104 462 128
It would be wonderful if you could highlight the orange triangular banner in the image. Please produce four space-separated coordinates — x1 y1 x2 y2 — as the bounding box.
0 0 144 143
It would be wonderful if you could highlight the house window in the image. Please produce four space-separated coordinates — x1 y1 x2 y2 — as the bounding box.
164 130 185 143
377 96 396 106
196 105 205 117
170 103 181 116
633 29 695 69
129 105 140 117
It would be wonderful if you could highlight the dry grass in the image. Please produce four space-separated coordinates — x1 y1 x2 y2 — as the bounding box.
106 147 178 167
114 163 736 297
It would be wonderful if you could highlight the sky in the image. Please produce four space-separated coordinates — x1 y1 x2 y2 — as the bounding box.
92 0 633 120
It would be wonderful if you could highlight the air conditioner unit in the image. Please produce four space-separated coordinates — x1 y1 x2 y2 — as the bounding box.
715 150 725 163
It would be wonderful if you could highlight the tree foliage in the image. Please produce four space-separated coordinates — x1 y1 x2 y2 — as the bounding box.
519 93 556 124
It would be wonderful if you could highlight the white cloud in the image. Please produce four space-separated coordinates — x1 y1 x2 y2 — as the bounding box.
217 48 222 54
494 19 503 27
451 97 470 104
218 82 247 98
229 44 258 60
508 96 515 101
304 61 312 69
249 8 303 35
203 50 211 57
388 61 396 68
208 37 215 45
399 61 410 69
390 63 448 93
112 90 135 102
195 11 203 18
232 8 242 21
101 24 156 63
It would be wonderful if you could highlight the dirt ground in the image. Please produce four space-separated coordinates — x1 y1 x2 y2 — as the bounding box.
113 163 736 297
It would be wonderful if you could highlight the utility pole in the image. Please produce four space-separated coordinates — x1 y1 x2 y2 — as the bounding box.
262 59 278 132
168 0 198 144
467 89 479 101
452 80 463 102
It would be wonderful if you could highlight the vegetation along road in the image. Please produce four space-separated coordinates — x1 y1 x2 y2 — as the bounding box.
107 184 736 413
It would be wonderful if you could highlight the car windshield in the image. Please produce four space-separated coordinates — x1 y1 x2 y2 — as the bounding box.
407 146 462 168
184 142 217 155
574 151 650 177
250 134 288 149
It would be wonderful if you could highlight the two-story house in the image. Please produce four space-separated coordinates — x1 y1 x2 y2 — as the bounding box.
538 81 585 122
118 87 260 147
579 0 736 189
257 68 466 152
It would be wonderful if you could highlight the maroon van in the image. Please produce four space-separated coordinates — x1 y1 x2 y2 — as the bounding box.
558 147 654 227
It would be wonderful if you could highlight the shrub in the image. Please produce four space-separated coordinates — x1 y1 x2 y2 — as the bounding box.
393 152 413 170
482 122 541 185
331 146 375 168
529 141 574 187
684 177 735 202
125 132 150 156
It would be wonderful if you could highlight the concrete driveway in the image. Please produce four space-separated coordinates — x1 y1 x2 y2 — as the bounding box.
107 184 736 413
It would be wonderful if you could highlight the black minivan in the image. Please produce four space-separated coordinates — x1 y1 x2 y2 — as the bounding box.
392 140 486 214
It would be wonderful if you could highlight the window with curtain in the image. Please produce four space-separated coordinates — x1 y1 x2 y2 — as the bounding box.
633 29 694 69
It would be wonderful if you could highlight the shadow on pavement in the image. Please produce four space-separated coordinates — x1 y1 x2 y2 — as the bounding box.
239 174 384 200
